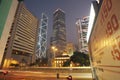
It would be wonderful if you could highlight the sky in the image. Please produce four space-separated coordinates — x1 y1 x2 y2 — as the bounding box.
24 0 93 48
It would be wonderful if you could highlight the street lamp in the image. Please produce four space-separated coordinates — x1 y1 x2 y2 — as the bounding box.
51 46 60 79
51 46 58 58
51 46 58 67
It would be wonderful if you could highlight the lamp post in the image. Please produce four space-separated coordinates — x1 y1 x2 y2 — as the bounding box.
51 46 59 79
51 46 58 67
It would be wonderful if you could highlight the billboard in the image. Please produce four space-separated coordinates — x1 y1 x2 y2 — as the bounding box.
89 0 120 80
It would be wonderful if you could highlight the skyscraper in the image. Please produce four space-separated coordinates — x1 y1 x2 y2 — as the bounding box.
0 0 18 68
66 42 74 56
51 8 66 56
36 13 48 59
76 16 89 53
2 1 39 68
76 19 82 51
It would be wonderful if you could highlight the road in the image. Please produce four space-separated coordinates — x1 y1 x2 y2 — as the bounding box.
0 70 93 80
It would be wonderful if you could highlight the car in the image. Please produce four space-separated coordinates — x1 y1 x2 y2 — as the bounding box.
67 75 72 80
0 70 8 75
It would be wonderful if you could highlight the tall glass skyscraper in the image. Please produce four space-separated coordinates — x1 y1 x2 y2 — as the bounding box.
76 16 89 53
51 8 66 56
36 13 48 59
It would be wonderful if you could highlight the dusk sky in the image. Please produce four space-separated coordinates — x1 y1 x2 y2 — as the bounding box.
24 0 94 47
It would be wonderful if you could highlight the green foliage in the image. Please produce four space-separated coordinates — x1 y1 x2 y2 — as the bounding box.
35 58 48 66
29 62 36 66
70 51 90 66
62 51 90 67
63 60 70 67
10 63 19 67
18 0 24 2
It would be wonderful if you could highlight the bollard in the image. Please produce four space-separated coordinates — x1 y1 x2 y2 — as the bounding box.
57 73 59 79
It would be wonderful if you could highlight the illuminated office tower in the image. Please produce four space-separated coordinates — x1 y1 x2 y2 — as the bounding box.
65 42 75 56
36 13 48 59
76 17 89 52
0 0 18 68
76 19 82 51
2 1 39 68
51 8 66 56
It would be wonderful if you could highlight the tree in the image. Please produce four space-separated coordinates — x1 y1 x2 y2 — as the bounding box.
35 57 48 66
63 60 70 67
70 51 90 66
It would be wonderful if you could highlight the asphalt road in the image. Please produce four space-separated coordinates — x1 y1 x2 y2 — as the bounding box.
0 70 93 80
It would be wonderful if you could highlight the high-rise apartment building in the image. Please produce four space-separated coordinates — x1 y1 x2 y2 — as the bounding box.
2 1 39 68
0 0 18 68
51 8 66 56
76 17 89 53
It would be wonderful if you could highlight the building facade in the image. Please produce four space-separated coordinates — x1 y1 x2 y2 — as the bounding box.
2 1 39 68
0 0 18 68
76 19 82 51
76 17 89 53
51 8 67 56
